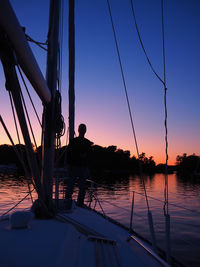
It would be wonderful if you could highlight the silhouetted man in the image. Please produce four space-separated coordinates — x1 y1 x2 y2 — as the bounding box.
65 124 93 209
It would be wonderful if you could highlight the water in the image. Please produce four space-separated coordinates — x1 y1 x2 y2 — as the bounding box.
0 173 200 266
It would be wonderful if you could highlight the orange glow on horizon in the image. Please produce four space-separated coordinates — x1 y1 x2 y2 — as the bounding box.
0 131 197 166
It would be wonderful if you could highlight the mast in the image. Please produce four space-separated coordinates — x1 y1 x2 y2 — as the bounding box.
68 0 75 141
41 0 61 210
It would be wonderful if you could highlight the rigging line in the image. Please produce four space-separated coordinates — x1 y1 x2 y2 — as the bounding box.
55 144 67 165
59 0 64 92
55 0 64 158
164 87 168 214
19 87 38 150
133 191 200 215
54 127 69 165
106 0 150 211
92 194 106 217
66 126 69 145
130 0 169 215
57 0 64 93
8 91 21 144
161 0 166 86
0 189 35 217
8 91 34 199
130 0 165 85
89 198 145 218
0 115 37 196
17 65 42 127
25 34 48 51
57 47 61 91
25 33 48 45
87 179 200 215
161 0 169 215
86 179 200 215
8 91 27 170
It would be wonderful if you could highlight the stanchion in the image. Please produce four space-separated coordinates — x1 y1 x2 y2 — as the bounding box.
129 191 134 232
148 211 157 253
165 213 171 264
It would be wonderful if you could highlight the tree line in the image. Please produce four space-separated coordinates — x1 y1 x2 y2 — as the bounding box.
0 144 155 174
0 144 199 176
176 153 200 177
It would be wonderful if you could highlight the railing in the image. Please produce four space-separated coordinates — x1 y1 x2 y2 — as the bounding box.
1 175 199 266
53 177 160 255
52 176 106 215
52 176 200 266
0 188 34 220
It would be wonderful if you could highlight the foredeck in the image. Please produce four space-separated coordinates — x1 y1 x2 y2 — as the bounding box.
0 206 168 267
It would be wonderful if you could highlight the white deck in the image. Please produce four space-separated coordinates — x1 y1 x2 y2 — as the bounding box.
0 207 168 267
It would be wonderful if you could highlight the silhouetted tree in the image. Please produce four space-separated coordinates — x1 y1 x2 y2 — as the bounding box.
0 143 157 176
0 144 17 164
176 153 200 176
138 152 156 173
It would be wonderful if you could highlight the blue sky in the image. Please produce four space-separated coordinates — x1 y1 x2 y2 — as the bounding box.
0 0 200 164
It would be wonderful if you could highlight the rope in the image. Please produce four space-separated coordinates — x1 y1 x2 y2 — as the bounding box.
86 180 200 215
8 91 21 144
93 197 130 213
17 65 42 127
130 0 169 215
19 88 38 150
161 0 169 216
134 191 200 215
163 88 168 215
25 33 48 51
55 145 67 165
55 0 64 151
58 0 64 93
8 92 34 202
0 189 35 217
0 115 37 198
161 0 166 86
54 127 69 167
130 0 165 85
55 91 66 150
106 0 150 211
0 115 25 170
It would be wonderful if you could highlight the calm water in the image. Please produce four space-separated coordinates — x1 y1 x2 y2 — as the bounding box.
0 173 200 266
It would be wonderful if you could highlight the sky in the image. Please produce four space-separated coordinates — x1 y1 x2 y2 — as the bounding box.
0 0 200 165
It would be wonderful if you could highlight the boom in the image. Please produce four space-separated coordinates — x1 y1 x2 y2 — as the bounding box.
0 0 51 104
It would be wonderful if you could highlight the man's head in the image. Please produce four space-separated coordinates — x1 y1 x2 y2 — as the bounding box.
78 124 87 137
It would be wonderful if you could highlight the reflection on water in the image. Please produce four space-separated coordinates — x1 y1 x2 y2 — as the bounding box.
94 174 200 266
0 173 200 266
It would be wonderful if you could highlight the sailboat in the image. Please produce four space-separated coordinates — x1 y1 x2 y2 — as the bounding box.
0 0 175 266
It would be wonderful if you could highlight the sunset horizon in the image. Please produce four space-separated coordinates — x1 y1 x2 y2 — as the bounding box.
0 1 200 266
0 0 200 166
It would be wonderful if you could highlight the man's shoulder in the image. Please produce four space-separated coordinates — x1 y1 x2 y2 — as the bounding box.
70 137 93 146
70 137 80 143
68 137 78 148
84 138 93 146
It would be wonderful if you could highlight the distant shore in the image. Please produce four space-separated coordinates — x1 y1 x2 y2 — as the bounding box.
0 144 199 178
